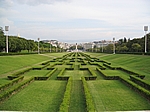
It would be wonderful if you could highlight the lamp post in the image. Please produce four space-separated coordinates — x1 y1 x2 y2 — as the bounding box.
38 38 40 54
102 40 103 52
113 37 115 54
144 26 148 53
49 41 51 53
5 26 9 53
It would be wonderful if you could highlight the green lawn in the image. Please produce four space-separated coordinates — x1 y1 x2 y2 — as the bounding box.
88 80 150 111
0 80 67 111
69 80 86 112
0 54 50 75
86 53 150 83
24 70 51 79
0 52 150 111
64 70 90 80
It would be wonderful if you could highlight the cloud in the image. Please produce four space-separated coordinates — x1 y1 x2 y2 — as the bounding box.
14 0 71 6
0 0 150 43
0 0 14 8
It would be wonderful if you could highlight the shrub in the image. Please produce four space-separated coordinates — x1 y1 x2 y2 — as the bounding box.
117 67 145 78
0 76 24 92
96 68 119 80
34 77 49 80
81 77 96 112
59 77 72 112
41 60 50 65
88 68 97 77
0 77 34 102
46 68 57 78
130 75 150 91
119 77 150 101
11 68 32 76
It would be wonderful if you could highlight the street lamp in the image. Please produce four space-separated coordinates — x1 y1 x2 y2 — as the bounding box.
102 40 103 52
5 26 9 53
113 37 115 54
144 26 148 53
49 41 51 53
38 38 40 54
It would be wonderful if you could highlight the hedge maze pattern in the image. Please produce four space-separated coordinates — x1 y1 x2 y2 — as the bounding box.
0 52 150 111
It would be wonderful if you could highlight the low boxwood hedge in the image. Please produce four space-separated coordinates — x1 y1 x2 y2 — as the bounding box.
130 75 150 91
96 68 119 80
46 68 57 78
117 67 145 79
81 77 96 112
88 68 97 77
59 77 72 112
0 77 34 102
119 77 150 101
11 67 32 76
0 76 24 92
34 77 49 80
41 60 50 65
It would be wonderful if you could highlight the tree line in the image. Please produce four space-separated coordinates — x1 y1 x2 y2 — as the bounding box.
0 27 62 53
87 33 150 53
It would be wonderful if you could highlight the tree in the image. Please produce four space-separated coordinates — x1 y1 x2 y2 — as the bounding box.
0 27 4 37
104 44 113 53
131 43 142 52
124 37 127 43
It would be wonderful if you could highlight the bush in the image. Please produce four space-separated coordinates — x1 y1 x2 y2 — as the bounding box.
81 77 96 112
34 77 49 80
41 60 50 65
57 68 69 80
130 75 150 91
0 52 37 56
0 77 34 102
0 76 24 92
59 77 72 112
117 67 145 78
57 68 65 77
96 68 119 80
119 77 150 101
46 68 57 78
88 68 97 77
11 68 32 76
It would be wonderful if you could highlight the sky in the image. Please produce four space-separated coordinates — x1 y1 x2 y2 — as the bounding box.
0 0 150 43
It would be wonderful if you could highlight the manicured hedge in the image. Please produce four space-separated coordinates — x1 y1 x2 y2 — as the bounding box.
33 63 50 70
130 75 150 91
34 77 49 80
59 77 72 112
119 77 150 101
57 68 69 80
81 77 96 112
0 77 34 102
103 63 116 70
80 68 88 70
84 76 97 80
116 67 145 79
65 68 74 70
0 52 37 56
96 68 119 80
11 67 32 76
46 68 57 78
0 76 24 92
88 68 97 77
57 68 65 77
41 60 50 65
47 63 56 68
89 62 106 70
